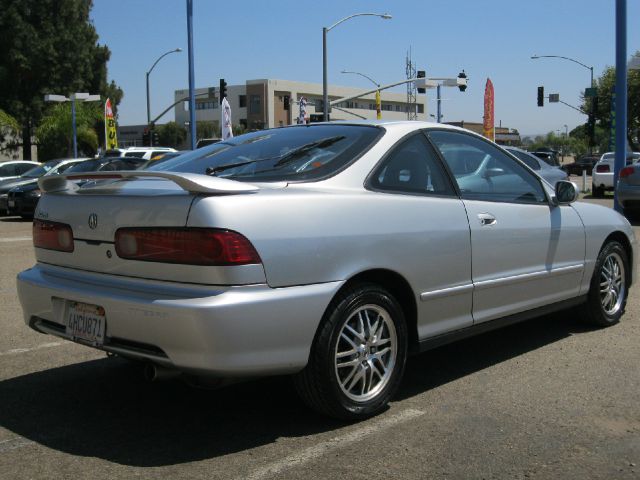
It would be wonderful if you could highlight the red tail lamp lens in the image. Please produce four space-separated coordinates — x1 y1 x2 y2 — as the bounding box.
596 164 610 173
33 219 74 252
115 228 261 266
620 166 635 178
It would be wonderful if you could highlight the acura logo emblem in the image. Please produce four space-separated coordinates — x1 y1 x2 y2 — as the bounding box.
88 213 98 230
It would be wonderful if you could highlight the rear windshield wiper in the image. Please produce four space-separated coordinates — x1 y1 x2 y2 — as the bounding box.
206 135 346 176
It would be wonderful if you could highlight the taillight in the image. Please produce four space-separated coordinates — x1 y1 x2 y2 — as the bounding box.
620 166 635 178
33 219 74 252
596 164 610 173
114 228 261 266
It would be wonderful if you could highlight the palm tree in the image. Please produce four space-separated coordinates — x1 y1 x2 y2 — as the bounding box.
36 103 101 160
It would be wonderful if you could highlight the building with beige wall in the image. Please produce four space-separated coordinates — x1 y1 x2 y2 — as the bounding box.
174 78 428 132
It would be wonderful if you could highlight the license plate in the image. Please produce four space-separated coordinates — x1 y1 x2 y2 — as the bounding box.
8 200 14 207
66 301 106 345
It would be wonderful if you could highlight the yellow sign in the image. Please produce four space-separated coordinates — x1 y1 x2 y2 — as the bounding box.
104 99 118 150
375 91 381 120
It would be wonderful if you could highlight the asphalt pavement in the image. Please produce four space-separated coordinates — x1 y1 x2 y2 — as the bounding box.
0 185 638 479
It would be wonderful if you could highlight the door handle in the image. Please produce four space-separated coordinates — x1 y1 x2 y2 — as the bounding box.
477 213 497 226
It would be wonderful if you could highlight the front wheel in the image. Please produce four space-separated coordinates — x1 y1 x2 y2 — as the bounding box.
294 283 408 420
580 241 629 327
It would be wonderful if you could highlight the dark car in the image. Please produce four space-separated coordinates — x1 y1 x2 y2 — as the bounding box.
562 155 599 176
532 151 560 167
7 157 146 218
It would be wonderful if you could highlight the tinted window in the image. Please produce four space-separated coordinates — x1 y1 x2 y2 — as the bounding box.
15 163 35 175
429 130 547 204
0 165 15 176
370 134 454 196
65 160 100 173
148 125 382 182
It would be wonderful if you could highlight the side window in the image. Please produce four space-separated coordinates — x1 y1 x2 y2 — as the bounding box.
428 131 547 204
370 133 454 196
15 163 34 175
0 165 14 176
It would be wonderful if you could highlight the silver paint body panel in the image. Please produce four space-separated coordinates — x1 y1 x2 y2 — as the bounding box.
16 121 637 376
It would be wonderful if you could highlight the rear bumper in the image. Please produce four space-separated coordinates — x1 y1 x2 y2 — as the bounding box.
617 182 640 208
7 195 39 216
592 172 613 189
17 263 342 377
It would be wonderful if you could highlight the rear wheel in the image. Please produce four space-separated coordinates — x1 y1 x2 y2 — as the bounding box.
592 183 604 198
580 241 629 327
294 283 408 420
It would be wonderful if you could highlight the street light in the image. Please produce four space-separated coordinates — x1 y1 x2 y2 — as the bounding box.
341 70 381 119
530 54 594 87
146 47 182 139
323 13 391 121
44 92 101 158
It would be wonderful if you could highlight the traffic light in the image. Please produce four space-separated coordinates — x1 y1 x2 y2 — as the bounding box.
219 78 227 104
457 70 467 92
416 70 426 94
537 86 544 107
142 129 150 147
283 95 290 110
152 130 160 146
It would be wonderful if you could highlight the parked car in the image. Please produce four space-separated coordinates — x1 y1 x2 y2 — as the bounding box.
119 146 177 160
532 151 559 167
592 151 640 197
18 121 635 420
615 163 640 215
196 138 222 148
7 157 147 218
0 158 89 215
562 155 599 176
503 146 568 186
0 160 39 181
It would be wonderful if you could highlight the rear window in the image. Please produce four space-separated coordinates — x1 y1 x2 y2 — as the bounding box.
148 124 382 182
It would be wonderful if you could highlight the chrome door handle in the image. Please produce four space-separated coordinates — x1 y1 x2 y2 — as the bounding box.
478 213 497 226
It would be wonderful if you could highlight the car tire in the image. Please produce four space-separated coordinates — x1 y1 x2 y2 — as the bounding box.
580 241 629 327
592 183 603 198
294 283 408 420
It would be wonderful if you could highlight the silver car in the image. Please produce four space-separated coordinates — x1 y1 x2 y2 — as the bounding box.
17 121 636 420
503 146 569 186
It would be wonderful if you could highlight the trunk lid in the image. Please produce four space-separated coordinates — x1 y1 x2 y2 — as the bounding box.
34 174 266 285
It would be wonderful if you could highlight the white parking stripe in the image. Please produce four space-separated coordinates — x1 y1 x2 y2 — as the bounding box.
0 236 31 243
0 437 35 453
0 341 65 357
244 408 424 480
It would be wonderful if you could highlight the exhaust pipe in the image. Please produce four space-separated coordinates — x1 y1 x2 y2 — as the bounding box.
143 363 180 382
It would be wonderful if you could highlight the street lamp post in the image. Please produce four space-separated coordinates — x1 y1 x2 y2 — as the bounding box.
44 93 101 158
146 47 182 145
341 70 381 119
530 54 594 87
323 13 391 121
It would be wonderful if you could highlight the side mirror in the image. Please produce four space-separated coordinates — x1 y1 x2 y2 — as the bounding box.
554 180 579 204
482 167 505 179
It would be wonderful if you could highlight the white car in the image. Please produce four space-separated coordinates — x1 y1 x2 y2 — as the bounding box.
592 151 640 197
0 160 39 181
119 146 177 160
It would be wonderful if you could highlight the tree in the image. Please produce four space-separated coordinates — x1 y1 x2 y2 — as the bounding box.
36 102 101 160
0 0 123 159
581 53 640 151
156 122 187 149
0 109 20 159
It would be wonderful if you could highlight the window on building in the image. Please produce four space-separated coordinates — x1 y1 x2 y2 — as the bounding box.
417 105 424 114
239 95 247 108
250 95 262 114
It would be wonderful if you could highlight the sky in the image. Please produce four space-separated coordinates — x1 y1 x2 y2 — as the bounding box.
91 0 640 137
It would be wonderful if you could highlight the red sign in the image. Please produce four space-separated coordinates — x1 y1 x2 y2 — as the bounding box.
483 79 494 141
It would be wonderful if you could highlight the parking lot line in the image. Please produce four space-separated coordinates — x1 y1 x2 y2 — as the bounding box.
0 236 32 243
243 408 425 480
0 341 65 357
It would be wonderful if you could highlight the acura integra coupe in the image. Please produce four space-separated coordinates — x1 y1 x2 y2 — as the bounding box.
17 121 635 420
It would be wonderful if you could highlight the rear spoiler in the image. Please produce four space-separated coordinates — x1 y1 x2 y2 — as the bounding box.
38 171 259 194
